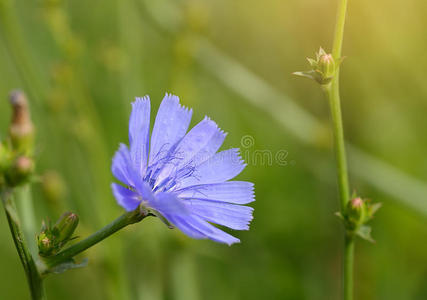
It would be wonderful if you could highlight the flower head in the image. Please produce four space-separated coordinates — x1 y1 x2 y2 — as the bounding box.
293 47 341 86
111 94 255 245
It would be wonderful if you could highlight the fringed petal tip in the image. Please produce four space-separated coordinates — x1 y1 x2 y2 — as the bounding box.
133 95 150 106
202 115 228 137
163 92 193 114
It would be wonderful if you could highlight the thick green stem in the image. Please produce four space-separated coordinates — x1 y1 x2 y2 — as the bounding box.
327 0 353 299
343 235 354 300
45 210 149 268
332 0 348 60
325 86 350 209
1 189 45 300
15 186 37 256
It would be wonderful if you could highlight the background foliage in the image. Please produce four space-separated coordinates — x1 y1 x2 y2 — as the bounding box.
1 0 427 299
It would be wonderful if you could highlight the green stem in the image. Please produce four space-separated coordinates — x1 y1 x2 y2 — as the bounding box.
45 210 149 268
1 189 45 300
326 0 353 299
343 235 354 300
325 86 350 209
332 0 349 60
15 186 37 256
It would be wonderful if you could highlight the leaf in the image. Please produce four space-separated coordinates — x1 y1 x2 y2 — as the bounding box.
356 225 375 243
49 258 88 274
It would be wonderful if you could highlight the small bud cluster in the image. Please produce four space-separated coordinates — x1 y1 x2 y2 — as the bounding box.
0 91 35 187
37 212 79 257
293 47 341 86
336 195 381 242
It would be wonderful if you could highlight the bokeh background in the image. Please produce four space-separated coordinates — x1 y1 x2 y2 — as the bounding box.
1 0 427 299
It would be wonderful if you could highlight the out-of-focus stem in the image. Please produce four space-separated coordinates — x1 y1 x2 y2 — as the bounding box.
15 185 37 255
326 0 353 299
343 235 354 300
325 85 350 209
1 188 45 300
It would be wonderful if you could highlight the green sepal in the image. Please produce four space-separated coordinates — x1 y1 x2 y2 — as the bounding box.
137 202 173 229
293 70 317 80
149 209 174 229
367 202 382 219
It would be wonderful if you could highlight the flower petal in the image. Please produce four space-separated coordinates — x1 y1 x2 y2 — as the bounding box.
112 143 134 186
176 181 255 204
173 215 240 245
164 215 206 239
177 148 246 188
155 117 227 185
174 117 226 168
129 97 151 177
185 199 253 230
149 94 192 166
147 193 240 244
111 183 141 211
183 118 227 167
148 192 189 216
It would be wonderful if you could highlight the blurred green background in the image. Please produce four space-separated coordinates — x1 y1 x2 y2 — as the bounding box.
1 0 427 299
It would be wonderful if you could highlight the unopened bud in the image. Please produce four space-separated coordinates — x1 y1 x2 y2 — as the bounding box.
37 212 79 257
293 47 340 86
337 195 381 242
37 231 55 257
5 156 34 186
15 156 34 174
9 90 34 154
318 53 335 80
347 197 365 225
54 212 79 243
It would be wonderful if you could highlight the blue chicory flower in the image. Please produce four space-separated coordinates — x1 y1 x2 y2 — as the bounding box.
111 94 254 245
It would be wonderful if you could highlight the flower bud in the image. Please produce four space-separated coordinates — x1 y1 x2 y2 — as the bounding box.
37 212 79 257
293 47 339 86
337 195 381 242
37 231 55 257
347 197 366 227
54 212 79 243
318 53 335 80
8 90 34 154
15 156 34 174
5 156 34 186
